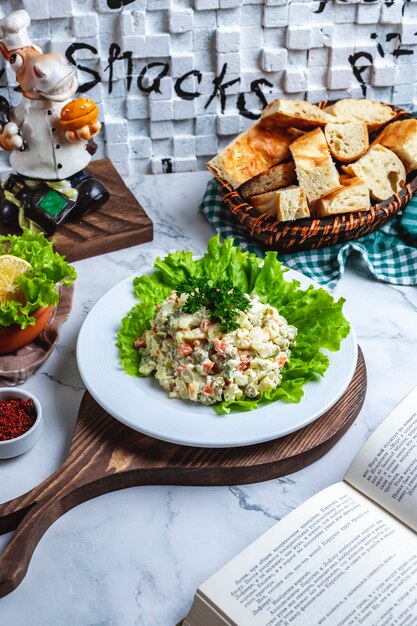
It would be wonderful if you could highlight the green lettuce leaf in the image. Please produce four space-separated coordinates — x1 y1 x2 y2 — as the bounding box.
116 302 155 376
0 229 76 329
154 249 201 285
117 235 351 414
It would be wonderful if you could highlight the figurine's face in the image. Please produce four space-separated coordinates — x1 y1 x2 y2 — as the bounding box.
8 46 77 102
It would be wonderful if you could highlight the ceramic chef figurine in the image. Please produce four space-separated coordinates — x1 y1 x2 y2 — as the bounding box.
0 10 109 234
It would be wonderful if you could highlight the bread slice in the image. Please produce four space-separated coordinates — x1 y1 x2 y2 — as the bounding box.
324 121 369 163
260 98 333 130
250 185 310 221
343 145 406 201
373 118 417 173
325 99 397 132
250 190 277 216
239 161 296 198
207 123 297 188
277 186 310 221
314 176 370 217
289 128 340 203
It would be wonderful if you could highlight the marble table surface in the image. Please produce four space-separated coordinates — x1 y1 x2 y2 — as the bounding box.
1 170 417 626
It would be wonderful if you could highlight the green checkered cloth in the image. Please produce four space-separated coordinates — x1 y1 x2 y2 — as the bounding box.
199 178 417 290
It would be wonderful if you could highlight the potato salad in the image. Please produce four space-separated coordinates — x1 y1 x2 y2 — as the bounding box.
136 291 297 406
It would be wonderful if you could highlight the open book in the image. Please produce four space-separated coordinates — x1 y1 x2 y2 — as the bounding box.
183 386 417 626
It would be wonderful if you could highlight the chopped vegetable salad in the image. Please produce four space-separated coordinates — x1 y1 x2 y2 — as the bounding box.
137 291 297 405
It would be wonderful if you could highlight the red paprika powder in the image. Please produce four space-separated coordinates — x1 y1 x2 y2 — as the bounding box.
0 398 37 441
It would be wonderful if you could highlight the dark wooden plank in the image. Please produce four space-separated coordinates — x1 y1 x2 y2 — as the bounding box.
0 159 153 261
0 349 366 597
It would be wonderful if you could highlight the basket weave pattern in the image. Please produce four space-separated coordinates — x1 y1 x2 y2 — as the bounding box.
220 105 417 252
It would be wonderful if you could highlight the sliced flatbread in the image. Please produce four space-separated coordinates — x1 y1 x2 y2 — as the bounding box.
277 186 310 221
325 98 397 132
239 161 296 198
324 121 369 163
260 98 333 130
373 118 417 173
250 190 277 216
314 176 370 217
207 123 297 189
289 128 340 203
343 144 406 202
250 185 310 221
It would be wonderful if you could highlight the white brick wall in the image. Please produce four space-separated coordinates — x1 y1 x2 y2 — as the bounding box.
0 0 416 176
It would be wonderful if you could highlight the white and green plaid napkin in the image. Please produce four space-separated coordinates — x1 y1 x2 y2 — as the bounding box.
199 178 417 290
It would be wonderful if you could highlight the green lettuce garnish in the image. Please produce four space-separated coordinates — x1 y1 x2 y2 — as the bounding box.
0 229 76 329
116 236 350 415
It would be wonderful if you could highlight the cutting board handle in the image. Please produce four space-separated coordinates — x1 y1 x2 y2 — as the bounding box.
0 453 148 596
0 480 76 596
0 455 95 595
0 392 148 596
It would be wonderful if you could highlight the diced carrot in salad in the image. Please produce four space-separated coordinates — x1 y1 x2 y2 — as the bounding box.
214 338 228 354
277 354 287 368
203 383 213 396
179 343 193 356
203 360 214 374
134 336 146 349
238 358 251 372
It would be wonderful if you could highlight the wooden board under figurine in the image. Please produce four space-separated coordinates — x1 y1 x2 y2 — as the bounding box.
0 158 153 261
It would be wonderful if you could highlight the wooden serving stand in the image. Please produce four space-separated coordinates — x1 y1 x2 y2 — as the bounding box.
0 349 366 597
0 159 153 261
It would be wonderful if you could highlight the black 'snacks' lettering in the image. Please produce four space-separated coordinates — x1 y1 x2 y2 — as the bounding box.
65 43 101 93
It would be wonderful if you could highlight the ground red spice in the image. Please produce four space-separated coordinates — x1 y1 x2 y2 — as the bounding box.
0 398 37 441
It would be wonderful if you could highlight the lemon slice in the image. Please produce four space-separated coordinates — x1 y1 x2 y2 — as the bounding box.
0 255 31 305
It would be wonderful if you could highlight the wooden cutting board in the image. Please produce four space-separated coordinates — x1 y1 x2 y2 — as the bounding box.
0 159 153 261
0 349 366 597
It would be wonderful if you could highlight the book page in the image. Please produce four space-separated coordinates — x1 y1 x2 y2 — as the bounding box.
345 385 417 532
197 483 417 626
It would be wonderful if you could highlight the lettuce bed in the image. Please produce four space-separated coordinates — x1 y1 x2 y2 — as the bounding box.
0 229 76 329
117 236 350 415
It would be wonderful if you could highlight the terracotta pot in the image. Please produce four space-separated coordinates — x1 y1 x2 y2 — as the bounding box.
0 306 53 354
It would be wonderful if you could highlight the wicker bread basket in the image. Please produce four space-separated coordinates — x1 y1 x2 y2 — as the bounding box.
220 104 417 253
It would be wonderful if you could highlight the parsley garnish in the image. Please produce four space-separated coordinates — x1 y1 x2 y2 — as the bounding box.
177 277 251 332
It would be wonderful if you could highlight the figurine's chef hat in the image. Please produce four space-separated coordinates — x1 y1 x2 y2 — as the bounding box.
0 10 32 54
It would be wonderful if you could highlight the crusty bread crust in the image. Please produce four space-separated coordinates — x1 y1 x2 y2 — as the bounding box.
325 99 397 132
343 144 406 201
250 185 310 221
250 190 277 216
261 98 333 130
314 176 370 217
289 128 340 202
207 123 297 189
373 118 417 173
239 161 296 198
324 121 369 163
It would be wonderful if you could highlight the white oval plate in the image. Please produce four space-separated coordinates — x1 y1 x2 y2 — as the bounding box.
77 268 357 448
